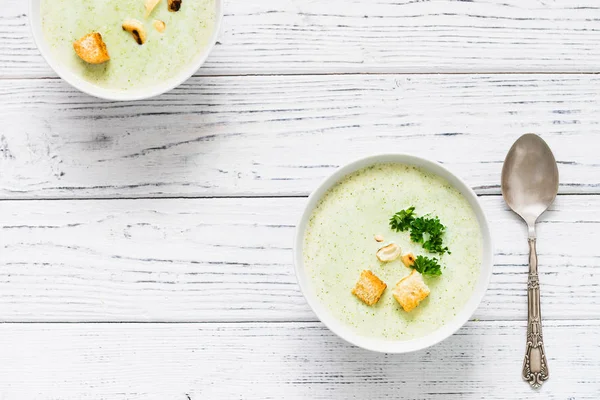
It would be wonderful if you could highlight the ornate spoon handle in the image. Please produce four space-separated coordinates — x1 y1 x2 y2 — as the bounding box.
522 238 549 388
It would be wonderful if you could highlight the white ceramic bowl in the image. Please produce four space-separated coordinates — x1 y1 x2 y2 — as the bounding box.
29 0 223 101
294 154 493 353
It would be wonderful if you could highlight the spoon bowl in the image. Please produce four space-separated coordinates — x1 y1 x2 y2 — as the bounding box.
502 134 559 230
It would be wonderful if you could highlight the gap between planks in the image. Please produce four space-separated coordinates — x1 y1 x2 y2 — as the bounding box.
1 71 600 82
3 317 600 324
0 192 597 202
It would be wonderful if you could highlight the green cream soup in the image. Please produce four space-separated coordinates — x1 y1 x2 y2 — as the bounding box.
41 0 216 90
303 163 483 340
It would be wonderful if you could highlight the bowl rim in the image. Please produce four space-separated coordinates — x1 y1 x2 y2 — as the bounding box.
293 153 494 353
28 0 223 101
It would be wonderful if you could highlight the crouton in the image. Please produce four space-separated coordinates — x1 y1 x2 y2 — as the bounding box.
352 270 387 306
73 32 110 64
393 270 430 312
401 252 416 268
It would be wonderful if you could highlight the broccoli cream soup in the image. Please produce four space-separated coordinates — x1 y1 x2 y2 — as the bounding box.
41 0 216 90
303 163 483 340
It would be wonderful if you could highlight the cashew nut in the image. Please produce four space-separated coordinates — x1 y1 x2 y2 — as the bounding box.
153 20 166 33
122 19 147 45
401 252 416 268
376 243 401 262
145 0 161 18
168 0 182 12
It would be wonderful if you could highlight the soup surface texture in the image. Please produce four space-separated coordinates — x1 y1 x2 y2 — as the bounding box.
303 163 483 340
41 0 216 90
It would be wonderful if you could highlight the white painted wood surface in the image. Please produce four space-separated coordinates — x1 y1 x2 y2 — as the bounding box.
1 74 599 198
4 0 600 76
1 196 599 322
0 321 598 399
2 0 600 397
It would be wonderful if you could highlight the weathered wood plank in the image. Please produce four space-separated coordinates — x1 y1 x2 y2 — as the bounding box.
1 74 599 198
1 195 598 322
4 0 600 77
0 320 598 399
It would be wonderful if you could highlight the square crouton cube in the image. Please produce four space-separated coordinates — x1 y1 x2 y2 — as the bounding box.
73 32 110 64
393 270 430 312
352 270 387 306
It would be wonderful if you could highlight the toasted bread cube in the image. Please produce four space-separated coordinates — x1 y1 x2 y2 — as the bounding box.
393 270 430 312
401 252 416 268
73 33 110 64
352 270 387 306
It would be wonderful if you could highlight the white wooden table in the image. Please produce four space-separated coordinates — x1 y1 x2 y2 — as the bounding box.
1 0 600 398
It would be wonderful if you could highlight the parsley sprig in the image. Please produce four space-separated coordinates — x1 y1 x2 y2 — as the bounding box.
413 255 442 276
389 207 451 255
409 215 450 255
389 206 415 232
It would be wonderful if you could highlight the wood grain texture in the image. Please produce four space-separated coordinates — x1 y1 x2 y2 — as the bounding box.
5 0 600 77
1 74 599 199
4 1 600 397
0 321 598 399
1 195 598 322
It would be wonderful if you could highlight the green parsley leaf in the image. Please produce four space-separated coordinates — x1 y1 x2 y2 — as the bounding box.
390 207 450 255
413 255 442 276
408 215 450 255
389 206 416 232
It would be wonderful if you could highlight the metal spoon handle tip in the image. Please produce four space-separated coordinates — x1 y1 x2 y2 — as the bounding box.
522 238 549 388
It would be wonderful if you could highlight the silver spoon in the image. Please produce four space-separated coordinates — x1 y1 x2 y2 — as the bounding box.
501 133 558 389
